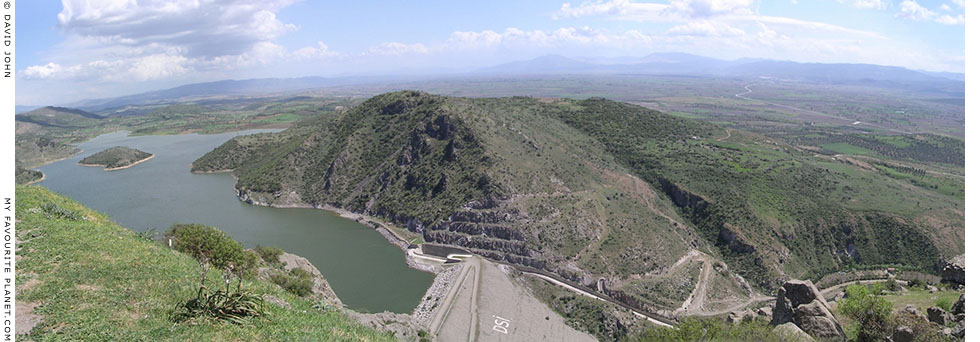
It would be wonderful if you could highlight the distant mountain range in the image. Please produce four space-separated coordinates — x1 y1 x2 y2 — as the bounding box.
20 52 963 111
478 53 963 94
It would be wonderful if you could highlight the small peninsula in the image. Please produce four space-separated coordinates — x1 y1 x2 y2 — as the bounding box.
78 146 154 171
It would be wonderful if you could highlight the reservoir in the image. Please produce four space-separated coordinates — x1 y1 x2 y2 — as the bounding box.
37 130 434 314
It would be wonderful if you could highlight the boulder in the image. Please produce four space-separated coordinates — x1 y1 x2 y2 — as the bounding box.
773 322 815 342
951 324 965 338
941 254 964 286
927 306 951 326
892 325 914 342
794 301 846 338
903 304 928 321
770 280 846 339
727 312 742 324
756 306 773 319
727 309 759 325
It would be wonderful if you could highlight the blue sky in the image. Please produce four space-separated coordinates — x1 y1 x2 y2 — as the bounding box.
16 0 966 105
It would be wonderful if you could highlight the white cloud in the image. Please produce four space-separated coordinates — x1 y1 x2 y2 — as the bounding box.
898 0 936 19
555 0 666 19
293 42 340 59
128 54 189 81
366 42 430 56
553 0 883 37
666 0 756 18
667 21 745 36
935 14 965 24
57 0 299 58
22 0 310 90
951 0 964 7
23 63 80 79
940 3 952 10
444 27 663 51
554 0 755 20
898 0 965 24
841 0 886 9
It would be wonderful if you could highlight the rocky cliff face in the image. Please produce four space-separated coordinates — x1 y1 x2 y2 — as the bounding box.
941 254 965 286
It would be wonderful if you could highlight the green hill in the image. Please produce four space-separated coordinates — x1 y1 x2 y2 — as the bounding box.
15 185 394 341
15 106 103 128
79 146 154 170
193 91 962 305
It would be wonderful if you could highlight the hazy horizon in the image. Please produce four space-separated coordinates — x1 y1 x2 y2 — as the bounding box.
16 0 966 105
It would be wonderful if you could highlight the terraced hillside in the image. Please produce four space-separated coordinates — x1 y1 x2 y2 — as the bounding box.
194 91 963 314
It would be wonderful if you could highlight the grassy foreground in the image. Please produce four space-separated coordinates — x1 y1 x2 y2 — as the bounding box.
15 185 394 341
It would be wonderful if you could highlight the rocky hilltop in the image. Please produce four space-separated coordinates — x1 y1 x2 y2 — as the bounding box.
193 91 962 313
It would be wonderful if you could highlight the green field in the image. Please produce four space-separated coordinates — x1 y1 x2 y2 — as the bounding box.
820 143 877 156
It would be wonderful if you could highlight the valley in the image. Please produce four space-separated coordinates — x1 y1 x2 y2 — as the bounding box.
14 71 964 342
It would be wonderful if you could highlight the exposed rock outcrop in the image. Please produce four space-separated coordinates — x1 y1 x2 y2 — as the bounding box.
952 293 965 316
275 252 342 307
771 280 846 339
773 322 815 341
941 254 965 286
892 325 914 342
927 306 952 326
903 304 928 321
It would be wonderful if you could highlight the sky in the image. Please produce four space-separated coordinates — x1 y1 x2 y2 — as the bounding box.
15 0 966 105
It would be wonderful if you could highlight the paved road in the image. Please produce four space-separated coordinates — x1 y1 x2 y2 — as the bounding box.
431 258 597 342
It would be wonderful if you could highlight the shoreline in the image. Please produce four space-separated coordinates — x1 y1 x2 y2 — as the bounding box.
79 154 155 171
190 169 233 174
235 192 431 269
231 189 452 321
23 172 46 185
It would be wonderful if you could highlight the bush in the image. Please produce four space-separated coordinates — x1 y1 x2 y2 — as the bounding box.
838 284 893 342
883 278 901 292
271 268 314 297
165 223 263 324
908 277 927 290
935 297 953 312
165 223 256 286
632 317 790 342
41 202 85 221
136 228 158 242
255 244 285 267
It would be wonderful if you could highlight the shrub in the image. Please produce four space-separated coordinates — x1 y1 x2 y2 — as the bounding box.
883 278 901 292
271 268 314 297
41 202 85 221
935 297 953 312
255 244 285 267
632 317 790 342
165 223 264 324
165 224 256 288
171 288 265 324
838 284 893 342
136 228 158 242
